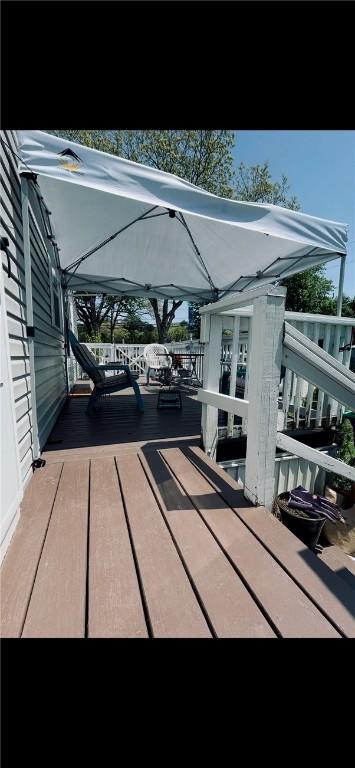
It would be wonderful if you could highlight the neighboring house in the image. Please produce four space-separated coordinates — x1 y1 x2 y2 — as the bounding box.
0 130 76 561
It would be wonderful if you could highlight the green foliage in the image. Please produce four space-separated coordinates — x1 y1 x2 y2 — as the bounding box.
315 294 355 317
333 418 355 493
337 418 355 465
74 293 145 338
50 129 236 197
78 330 101 343
188 301 207 339
234 161 299 210
284 267 335 313
118 130 236 198
167 325 189 342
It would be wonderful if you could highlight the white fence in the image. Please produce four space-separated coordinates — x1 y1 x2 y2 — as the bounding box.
73 337 248 383
75 340 205 381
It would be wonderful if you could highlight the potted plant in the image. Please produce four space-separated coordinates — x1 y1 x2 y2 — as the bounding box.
276 490 327 551
326 418 355 505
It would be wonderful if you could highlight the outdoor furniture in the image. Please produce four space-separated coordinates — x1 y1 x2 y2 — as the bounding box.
143 344 173 386
157 387 182 410
171 352 204 387
68 330 144 414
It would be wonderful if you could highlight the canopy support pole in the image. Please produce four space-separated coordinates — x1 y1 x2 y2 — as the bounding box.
337 254 346 316
20 173 40 461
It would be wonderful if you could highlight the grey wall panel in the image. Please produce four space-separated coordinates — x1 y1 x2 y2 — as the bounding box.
1 129 67 488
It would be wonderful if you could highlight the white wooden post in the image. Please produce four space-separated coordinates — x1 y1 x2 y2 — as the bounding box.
201 314 223 460
316 322 331 426
244 289 286 510
227 314 240 437
242 316 252 434
328 323 342 423
305 321 318 426
282 368 292 430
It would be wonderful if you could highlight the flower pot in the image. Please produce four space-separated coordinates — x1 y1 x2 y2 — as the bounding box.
276 492 327 552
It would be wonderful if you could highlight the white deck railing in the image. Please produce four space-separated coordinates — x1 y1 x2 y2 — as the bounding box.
75 337 248 384
76 340 205 381
198 284 355 510
219 444 337 499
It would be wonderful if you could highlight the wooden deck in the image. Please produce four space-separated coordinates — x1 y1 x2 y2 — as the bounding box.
41 381 204 462
1 383 355 638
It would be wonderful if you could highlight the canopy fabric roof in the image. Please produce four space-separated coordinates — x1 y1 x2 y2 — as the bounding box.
17 131 348 302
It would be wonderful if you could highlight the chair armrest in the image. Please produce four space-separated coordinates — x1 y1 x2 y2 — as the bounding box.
98 363 136 387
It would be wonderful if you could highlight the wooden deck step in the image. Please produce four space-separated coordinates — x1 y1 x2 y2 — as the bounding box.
186 447 355 638
0 463 63 638
88 457 148 638
22 462 90 638
140 450 275 637
116 453 211 638
162 448 340 638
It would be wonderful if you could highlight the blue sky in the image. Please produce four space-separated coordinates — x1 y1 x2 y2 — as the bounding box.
174 130 355 323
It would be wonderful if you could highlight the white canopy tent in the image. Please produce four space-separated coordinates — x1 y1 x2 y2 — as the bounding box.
16 131 347 304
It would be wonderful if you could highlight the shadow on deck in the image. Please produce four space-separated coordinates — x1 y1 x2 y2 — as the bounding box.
1 382 355 639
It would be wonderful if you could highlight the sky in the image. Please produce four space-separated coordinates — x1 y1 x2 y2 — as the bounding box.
173 130 355 324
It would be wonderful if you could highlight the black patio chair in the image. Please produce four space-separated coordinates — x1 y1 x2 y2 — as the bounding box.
68 330 144 414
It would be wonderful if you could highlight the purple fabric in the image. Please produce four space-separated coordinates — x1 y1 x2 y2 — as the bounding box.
286 486 345 524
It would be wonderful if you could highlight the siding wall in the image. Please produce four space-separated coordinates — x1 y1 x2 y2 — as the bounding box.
1 129 67 490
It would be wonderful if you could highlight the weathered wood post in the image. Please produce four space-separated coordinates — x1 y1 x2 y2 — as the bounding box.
244 286 286 510
200 313 223 460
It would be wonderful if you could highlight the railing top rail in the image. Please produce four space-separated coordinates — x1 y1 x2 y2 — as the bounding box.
219 307 355 325
199 284 287 315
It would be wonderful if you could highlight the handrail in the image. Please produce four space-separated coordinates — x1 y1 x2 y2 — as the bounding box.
197 389 249 417
282 321 355 411
276 432 355 483
200 283 287 315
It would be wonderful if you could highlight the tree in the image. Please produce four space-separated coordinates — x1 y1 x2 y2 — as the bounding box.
233 160 336 312
75 293 145 339
167 325 189 342
283 268 335 313
317 294 355 318
234 161 299 210
50 130 236 342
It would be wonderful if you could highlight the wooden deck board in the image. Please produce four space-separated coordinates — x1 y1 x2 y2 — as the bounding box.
42 386 202 461
116 453 211 638
318 546 355 591
22 462 90 638
162 448 340 638
2 387 353 639
88 457 148 638
0 463 63 638
185 447 355 637
140 450 275 637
